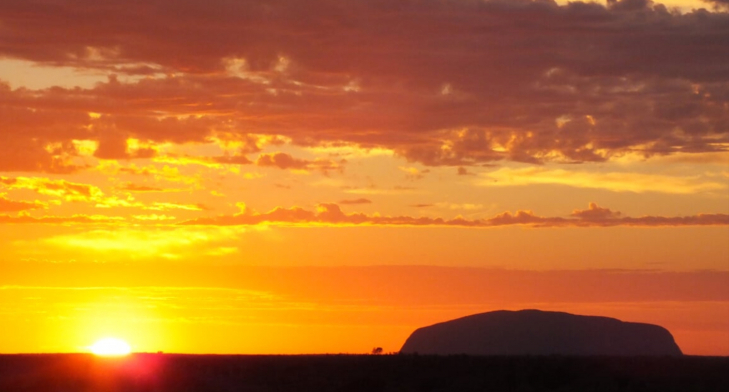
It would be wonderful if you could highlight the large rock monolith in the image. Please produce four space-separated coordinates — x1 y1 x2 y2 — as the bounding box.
400 310 682 356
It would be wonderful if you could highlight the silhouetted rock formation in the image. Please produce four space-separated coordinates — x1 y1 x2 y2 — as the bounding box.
400 310 682 356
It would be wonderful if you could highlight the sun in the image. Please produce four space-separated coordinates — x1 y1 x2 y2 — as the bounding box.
89 337 132 356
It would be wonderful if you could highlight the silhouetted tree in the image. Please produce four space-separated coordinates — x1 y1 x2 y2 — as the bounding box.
371 347 383 355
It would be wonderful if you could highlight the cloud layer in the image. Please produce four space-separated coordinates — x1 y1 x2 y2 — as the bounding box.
0 0 727 172
181 202 729 228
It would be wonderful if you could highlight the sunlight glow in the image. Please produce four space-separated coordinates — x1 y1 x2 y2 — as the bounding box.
90 338 132 356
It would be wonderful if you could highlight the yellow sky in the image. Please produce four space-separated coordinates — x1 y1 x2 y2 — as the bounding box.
0 0 727 355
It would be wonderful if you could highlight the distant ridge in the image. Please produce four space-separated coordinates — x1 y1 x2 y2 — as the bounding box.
400 309 682 356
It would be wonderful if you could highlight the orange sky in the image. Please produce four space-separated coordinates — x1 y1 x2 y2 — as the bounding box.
1 0 728 356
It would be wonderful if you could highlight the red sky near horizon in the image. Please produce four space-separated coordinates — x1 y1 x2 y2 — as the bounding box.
0 0 728 355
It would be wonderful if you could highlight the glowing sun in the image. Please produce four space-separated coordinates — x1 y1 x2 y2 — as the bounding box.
90 337 132 356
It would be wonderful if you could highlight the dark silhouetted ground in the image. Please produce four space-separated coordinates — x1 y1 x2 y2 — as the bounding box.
0 353 727 392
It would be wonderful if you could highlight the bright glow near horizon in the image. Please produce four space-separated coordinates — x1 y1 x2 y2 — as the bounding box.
89 338 132 357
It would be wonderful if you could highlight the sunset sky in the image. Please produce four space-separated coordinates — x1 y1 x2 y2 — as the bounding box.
1 0 728 356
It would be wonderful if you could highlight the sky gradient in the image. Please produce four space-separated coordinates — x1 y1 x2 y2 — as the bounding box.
1 0 728 355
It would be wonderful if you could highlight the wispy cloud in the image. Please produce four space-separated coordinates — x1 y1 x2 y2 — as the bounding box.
0 214 124 224
476 167 727 194
43 226 250 258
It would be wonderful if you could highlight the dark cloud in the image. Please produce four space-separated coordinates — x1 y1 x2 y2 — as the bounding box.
93 131 156 160
570 202 622 220
0 90 90 173
180 202 729 228
457 167 474 176
210 154 253 165
338 198 372 205
0 0 727 170
117 183 165 192
255 152 343 172
255 153 309 170
0 196 45 212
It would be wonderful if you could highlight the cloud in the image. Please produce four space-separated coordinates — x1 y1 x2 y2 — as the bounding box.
570 202 621 220
476 167 727 194
104 163 201 186
132 214 177 221
210 154 253 165
0 176 146 210
180 202 729 228
1 176 104 202
411 202 484 210
154 153 252 168
457 167 474 176
93 134 157 160
255 152 343 172
338 198 372 205
0 196 45 212
255 153 309 170
43 226 248 258
147 202 210 211
0 99 88 173
702 0 729 10
0 176 209 211
117 183 165 192
399 166 430 180
0 1 727 170
0 214 124 224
